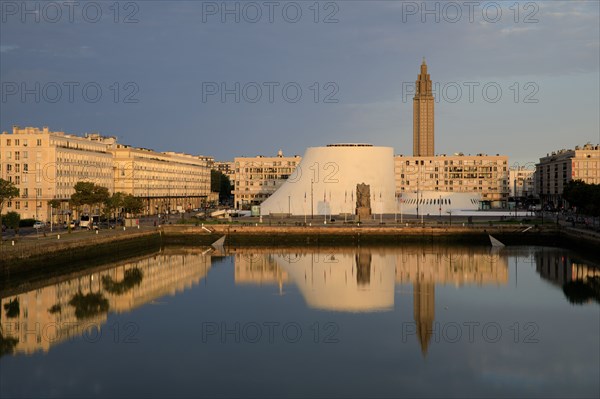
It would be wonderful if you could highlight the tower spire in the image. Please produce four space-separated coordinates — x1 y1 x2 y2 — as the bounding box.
413 60 435 156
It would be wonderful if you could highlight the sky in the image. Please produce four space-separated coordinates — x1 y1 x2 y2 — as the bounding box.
1 1 599 166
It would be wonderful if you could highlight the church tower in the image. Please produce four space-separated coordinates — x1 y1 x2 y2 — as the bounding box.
413 58 435 156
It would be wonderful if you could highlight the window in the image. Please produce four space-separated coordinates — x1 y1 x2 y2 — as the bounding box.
15 140 19 146
6 164 11 173
15 164 20 173
23 164 28 172
37 139 42 146
15 201 20 210
15 152 20 161
6 139 11 146
23 151 28 159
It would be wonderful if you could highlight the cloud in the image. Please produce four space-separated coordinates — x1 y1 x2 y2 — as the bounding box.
499 26 539 35
0 44 19 53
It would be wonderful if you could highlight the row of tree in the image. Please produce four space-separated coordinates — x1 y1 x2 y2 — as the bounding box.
67 181 144 219
562 180 600 217
1 178 145 239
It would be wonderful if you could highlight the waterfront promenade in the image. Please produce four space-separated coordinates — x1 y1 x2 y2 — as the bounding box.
3 216 599 264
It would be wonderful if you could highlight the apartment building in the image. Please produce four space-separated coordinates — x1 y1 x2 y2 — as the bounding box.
0 126 114 221
1 126 212 221
110 145 211 215
509 166 536 197
535 144 600 206
233 150 301 209
395 153 510 208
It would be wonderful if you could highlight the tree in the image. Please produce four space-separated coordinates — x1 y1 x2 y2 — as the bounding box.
122 195 144 216
0 178 20 243
48 199 61 211
211 170 232 204
4 212 20 233
563 180 600 216
70 182 110 216
104 192 125 220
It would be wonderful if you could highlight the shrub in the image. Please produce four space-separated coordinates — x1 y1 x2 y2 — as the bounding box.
19 218 36 227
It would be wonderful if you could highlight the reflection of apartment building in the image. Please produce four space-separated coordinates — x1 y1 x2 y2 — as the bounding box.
509 166 536 197
394 247 508 355
395 154 510 207
111 145 211 215
1 248 212 355
0 126 212 220
534 248 600 287
234 254 288 287
393 249 509 286
535 144 600 206
0 126 115 221
233 150 301 209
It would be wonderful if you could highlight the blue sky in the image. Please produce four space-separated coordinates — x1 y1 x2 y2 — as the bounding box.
1 1 599 165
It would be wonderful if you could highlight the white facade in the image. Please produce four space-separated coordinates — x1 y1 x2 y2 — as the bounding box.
398 191 481 216
260 144 396 216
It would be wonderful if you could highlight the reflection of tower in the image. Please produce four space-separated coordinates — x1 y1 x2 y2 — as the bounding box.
413 58 435 156
355 252 372 286
413 281 435 356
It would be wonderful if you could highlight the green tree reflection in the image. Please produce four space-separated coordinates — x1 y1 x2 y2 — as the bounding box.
101 268 143 295
69 292 109 320
563 277 600 304
0 330 19 358
48 304 62 314
3 298 19 318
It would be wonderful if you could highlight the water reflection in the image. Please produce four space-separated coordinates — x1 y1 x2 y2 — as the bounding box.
1 245 598 359
232 245 510 354
1 248 212 356
535 248 600 304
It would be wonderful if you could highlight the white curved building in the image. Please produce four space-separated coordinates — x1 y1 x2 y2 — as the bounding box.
398 191 481 216
260 144 396 216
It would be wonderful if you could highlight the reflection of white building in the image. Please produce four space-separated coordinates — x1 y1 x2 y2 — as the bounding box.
260 144 396 216
272 251 396 312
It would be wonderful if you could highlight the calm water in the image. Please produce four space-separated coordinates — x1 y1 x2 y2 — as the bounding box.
1 245 599 398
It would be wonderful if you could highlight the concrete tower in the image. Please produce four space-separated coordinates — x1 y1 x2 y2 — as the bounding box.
413 58 435 156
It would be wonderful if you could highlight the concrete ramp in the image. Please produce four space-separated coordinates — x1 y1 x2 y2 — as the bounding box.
211 235 226 251
489 234 505 247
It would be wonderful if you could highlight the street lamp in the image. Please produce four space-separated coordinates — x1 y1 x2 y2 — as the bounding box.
310 179 314 220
